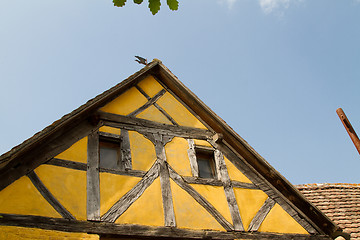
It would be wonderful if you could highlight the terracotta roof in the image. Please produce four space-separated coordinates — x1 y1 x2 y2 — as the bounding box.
297 183 360 239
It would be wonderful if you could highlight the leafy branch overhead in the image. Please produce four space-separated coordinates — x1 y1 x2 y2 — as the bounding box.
113 0 179 15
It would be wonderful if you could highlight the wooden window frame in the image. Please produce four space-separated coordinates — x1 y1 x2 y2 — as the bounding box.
195 146 217 179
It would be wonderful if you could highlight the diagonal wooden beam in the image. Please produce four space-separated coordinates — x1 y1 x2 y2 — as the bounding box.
214 150 244 231
27 171 75 220
135 85 178 125
248 197 276 232
168 166 234 231
128 89 166 117
101 161 160 222
336 108 360 156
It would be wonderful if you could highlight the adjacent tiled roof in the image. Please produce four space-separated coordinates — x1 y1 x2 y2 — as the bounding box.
297 183 360 239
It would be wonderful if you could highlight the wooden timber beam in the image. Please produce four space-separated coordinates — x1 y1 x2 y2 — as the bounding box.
150 63 339 236
0 213 332 240
97 111 212 140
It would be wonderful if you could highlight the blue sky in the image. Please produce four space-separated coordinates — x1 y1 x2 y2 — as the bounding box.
1 0 360 184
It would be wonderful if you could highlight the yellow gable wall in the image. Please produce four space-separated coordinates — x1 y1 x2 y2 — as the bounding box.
224 157 252 184
100 173 141 215
55 137 87 163
190 184 232 224
0 176 60 218
258 203 308 234
233 188 268 231
137 75 164 97
35 165 87 220
100 87 148 116
165 137 192 176
156 92 207 129
115 178 164 226
170 179 225 231
129 131 157 171
0 226 99 240
137 105 173 125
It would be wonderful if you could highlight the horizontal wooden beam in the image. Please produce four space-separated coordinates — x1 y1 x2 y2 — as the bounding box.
0 214 332 240
98 111 212 140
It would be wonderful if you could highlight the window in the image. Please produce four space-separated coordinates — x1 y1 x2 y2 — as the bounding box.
195 147 216 179
99 137 122 170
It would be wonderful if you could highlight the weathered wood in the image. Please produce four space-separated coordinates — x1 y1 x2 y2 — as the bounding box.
102 162 160 222
154 140 176 227
135 85 151 100
232 181 259 189
135 85 179 125
98 131 121 140
87 131 100 221
27 171 75 220
168 166 234 231
98 111 212 140
0 214 333 240
155 63 338 235
214 150 244 231
183 176 222 186
182 176 258 189
120 129 132 170
46 158 87 171
0 119 99 192
187 139 199 177
128 89 166 117
248 197 276 232
99 168 146 178
210 140 318 234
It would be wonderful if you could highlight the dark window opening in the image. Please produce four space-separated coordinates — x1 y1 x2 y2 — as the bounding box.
196 149 216 179
99 138 121 170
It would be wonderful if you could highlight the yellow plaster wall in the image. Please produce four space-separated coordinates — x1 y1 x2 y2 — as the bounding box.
136 105 172 125
156 92 207 129
170 180 225 231
35 165 87 220
194 139 212 147
100 173 141 215
99 126 121 135
137 75 164 97
258 203 308 234
224 157 252 183
115 178 164 226
0 226 99 240
190 184 232 224
55 137 87 163
100 87 148 116
233 188 268 231
129 131 156 171
0 176 61 218
165 137 192 176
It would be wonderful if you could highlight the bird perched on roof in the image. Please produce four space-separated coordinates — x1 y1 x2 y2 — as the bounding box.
135 56 148 65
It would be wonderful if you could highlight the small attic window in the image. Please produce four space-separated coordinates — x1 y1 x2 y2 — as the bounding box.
99 136 122 170
195 147 216 179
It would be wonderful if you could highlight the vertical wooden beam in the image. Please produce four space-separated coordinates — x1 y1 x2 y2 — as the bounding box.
153 133 176 227
120 129 132 170
187 139 199 177
214 149 244 231
87 131 100 221
248 197 276 232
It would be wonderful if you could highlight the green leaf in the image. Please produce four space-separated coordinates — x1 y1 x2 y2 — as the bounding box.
149 0 161 15
113 0 126 7
167 0 178 11
133 0 143 4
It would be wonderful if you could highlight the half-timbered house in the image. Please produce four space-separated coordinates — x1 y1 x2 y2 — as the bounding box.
0 59 350 240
